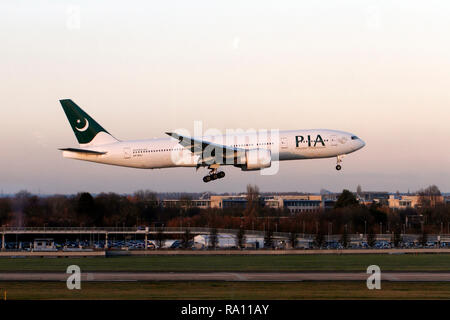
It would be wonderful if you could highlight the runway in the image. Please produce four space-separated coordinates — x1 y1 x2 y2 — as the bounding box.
1 272 450 282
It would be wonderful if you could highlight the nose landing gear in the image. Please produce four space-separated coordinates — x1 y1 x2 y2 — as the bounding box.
203 166 225 183
336 155 344 171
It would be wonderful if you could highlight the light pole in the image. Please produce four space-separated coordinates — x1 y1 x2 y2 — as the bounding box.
328 222 331 242
303 221 305 237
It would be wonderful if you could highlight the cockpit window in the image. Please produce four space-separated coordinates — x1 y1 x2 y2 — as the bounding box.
351 136 358 140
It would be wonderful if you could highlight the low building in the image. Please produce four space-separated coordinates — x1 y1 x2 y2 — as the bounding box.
323 199 336 210
193 234 236 248
445 196 450 205
211 194 324 213
33 238 57 251
243 236 264 249
161 199 210 209
357 191 390 206
283 198 322 213
388 195 420 210
210 195 251 209
159 191 445 213
388 194 444 210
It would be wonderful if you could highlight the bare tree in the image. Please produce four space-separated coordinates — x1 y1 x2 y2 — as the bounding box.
155 229 165 249
244 185 260 218
209 228 218 249
181 228 191 249
179 195 193 210
392 227 402 248
0 198 12 226
236 227 246 249
367 229 376 248
133 190 157 202
418 185 442 208
418 229 428 246
289 232 298 249
314 230 325 248
264 228 274 249
340 226 349 248
356 185 362 195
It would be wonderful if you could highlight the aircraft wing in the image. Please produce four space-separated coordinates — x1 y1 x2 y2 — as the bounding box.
165 132 241 163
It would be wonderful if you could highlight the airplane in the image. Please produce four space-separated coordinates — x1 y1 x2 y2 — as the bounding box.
59 99 365 182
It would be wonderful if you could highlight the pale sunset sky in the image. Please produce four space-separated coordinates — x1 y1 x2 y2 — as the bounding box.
0 1 449 194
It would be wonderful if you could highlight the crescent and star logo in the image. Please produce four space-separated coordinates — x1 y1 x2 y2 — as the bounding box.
75 118 89 132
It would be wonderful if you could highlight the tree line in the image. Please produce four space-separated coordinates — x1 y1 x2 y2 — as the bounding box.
0 185 448 235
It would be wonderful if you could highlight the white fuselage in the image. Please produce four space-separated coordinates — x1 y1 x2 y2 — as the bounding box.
62 129 365 169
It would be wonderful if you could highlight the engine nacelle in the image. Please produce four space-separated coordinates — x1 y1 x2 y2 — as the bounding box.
238 149 272 171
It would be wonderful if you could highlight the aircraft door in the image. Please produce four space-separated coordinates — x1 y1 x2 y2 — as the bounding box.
281 137 288 149
123 147 131 159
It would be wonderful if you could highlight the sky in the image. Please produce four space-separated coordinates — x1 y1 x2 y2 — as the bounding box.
0 0 449 195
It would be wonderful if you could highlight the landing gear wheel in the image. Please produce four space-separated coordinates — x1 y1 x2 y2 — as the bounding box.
203 166 225 182
335 155 344 171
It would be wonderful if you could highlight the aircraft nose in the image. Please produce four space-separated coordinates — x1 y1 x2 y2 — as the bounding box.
358 138 366 149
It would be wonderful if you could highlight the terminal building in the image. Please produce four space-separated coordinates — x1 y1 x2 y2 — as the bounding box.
356 192 390 206
210 194 325 213
162 199 210 209
156 192 445 214
388 194 444 210
165 194 335 214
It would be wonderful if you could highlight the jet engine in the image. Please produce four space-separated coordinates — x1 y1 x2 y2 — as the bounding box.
236 149 272 171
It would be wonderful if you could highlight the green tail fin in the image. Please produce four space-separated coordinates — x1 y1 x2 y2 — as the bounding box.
60 99 116 145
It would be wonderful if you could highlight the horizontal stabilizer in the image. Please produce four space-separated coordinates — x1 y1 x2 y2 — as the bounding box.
59 148 107 155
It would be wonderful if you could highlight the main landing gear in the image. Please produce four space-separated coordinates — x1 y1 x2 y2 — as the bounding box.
336 155 344 171
203 166 225 183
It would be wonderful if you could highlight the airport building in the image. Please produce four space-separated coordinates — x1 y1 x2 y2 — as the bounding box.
210 195 251 209
388 195 421 210
356 192 390 206
151 192 445 214
445 196 450 205
388 194 444 210
274 195 322 213
210 194 326 213
162 199 211 209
